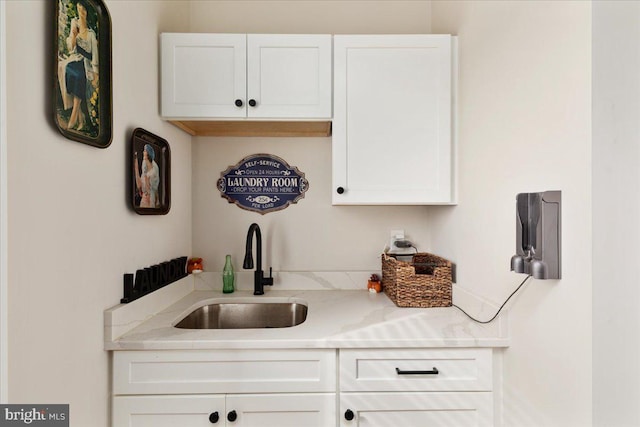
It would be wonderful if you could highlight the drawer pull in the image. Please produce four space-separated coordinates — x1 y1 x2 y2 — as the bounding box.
395 367 439 375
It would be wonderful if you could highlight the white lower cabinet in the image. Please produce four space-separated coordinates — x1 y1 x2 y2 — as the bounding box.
112 348 496 427
111 349 336 427
339 348 494 427
113 393 335 427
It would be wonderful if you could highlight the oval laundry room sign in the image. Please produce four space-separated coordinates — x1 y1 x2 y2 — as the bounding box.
218 154 309 214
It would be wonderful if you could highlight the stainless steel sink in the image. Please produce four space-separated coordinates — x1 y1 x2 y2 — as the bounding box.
174 302 308 329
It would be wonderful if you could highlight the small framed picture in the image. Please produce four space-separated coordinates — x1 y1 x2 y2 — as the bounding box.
54 0 112 148
131 128 171 215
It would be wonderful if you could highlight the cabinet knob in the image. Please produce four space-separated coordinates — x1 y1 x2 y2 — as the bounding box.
345 409 355 421
208 412 219 423
336 187 345 194
248 99 257 107
227 410 237 422
235 99 243 107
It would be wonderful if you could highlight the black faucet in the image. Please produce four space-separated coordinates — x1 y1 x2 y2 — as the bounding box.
243 223 274 295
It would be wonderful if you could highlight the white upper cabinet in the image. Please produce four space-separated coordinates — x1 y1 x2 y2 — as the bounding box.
332 35 457 205
161 33 332 120
247 34 332 119
161 33 246 119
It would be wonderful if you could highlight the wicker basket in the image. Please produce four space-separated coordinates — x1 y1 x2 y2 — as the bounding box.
382 252 452 308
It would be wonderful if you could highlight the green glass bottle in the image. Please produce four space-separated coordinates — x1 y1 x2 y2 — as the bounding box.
222 255 235 294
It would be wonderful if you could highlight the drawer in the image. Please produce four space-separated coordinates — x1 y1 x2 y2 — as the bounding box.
113 349 336 395
339 348 492 392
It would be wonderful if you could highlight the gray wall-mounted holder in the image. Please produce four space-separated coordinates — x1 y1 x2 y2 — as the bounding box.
510 191 561 280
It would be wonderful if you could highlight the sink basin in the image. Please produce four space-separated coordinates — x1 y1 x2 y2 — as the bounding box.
174 302 308 329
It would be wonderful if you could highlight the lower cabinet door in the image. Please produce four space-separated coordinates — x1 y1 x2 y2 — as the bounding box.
113 395 225 427
340 392 493 427
227 393 336 427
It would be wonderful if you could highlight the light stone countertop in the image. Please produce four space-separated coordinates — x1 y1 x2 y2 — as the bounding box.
104 274 509 350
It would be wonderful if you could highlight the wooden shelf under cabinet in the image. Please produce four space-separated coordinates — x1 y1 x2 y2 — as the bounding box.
169 120 332 137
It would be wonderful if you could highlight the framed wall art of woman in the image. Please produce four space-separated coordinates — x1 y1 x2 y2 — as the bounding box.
131 128 171 215
54 0 112 148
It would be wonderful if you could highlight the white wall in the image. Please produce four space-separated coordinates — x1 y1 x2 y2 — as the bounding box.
431 2 592 426
593 2 640 426
190 1 437 272
5 1 191 425
189 0 432 34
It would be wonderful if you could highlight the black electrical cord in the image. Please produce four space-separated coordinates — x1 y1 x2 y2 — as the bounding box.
453 274 532 324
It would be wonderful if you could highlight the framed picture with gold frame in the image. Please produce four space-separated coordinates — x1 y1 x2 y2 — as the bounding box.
54 0 112 148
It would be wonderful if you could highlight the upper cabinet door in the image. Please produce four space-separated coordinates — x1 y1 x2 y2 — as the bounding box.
246 34 332 119
333 35 456 205
161 33 246 118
